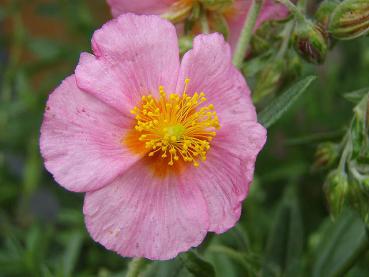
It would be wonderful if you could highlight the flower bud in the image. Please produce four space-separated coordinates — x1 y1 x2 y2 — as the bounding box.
315 0 340 28
162 1 194 23
313 142 339 169
252 59 285 103
324 170 349 218
350 114 366 159
314 0 340 28
329 0 369 40
293 19 329 64
251 21 282 55
286 52 303 79
348 180 369 224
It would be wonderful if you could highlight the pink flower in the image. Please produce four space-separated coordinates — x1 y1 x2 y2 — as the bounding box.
106 0 289 51
40 14 266 260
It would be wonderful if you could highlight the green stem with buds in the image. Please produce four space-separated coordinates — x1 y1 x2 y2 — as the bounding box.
232 0 262 69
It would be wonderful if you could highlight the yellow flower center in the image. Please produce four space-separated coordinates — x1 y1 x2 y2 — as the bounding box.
130 79 220 167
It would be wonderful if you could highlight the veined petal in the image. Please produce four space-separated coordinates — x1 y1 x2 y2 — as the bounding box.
83 161 209 260
187 120 266 233
75 14 180 114
177 33 257 125
40 75 139 192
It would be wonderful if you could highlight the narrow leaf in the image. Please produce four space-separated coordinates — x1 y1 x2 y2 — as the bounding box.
258 76 316 128
312 209 369 277
262 185 304 277
344 87 369 103
63 231 83 277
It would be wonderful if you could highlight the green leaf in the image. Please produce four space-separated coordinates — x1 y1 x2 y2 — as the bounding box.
180 251 216 277
262 186 304 277
208 245 259 274
143 258 183 277
312 209 369 277
258 76 316 128
344 87 369 103
63 231 83 277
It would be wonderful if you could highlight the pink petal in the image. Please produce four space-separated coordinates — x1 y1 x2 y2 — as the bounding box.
256 0 289 28
40 75 139 193
75 14 180 114
83 161 209 260
187 120 266 233
176 32 267 233
177 33 257 125
106 0 175 18
227 0 289 51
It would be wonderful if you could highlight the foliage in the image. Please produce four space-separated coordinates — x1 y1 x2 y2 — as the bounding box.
1 0 369 276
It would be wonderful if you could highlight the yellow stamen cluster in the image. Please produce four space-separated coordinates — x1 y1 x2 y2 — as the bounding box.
130 79 220 167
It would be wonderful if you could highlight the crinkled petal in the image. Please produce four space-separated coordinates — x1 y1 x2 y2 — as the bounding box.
75 14 179 114
40 75 139 192
83 161 209 260
177 32 267 232
107 0 175 18
187 120 266 233
177 33 257 125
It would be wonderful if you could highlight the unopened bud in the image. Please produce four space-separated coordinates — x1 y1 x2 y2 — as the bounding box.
252 59 285 103
324 170 349 218
293 19 328 64
286 52 303 79
162 1 194 23
329 0 369 40
350 113 366 159
315 0 340 28
251 21 280 55
348 180 369 224
313 142 339 169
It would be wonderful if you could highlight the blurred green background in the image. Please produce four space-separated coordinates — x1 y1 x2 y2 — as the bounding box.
1 0 369 276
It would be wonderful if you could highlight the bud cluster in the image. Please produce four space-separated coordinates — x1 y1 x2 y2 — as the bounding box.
289 0 368 64
162 0 234 39
316 90 369 222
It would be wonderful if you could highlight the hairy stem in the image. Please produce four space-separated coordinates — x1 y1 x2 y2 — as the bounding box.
277 0 305 21
232 0 262 69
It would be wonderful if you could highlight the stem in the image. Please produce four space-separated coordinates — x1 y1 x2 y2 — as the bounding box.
338 132 352 172
276 21 294 59
126 258 147 277
200 14 209 34
277 0 305 21
232 0 262 69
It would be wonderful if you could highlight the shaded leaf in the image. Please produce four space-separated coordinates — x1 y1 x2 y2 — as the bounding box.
63 231 83 277
258 76 316 128
262 186 304 276
180 251 215 277
312 209 369 277
344 87 369 103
